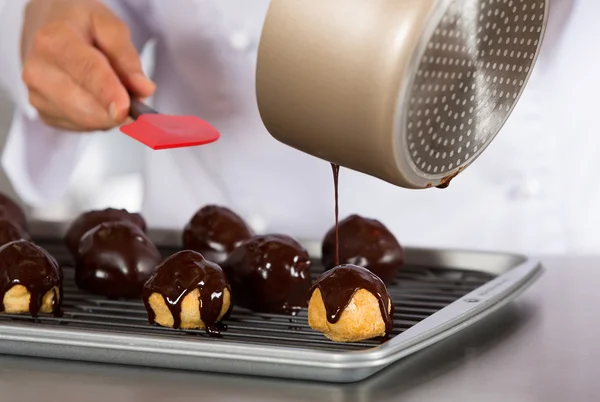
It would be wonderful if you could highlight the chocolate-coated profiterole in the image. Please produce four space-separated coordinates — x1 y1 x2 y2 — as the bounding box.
143 250 231 336
308 264 393 342
65 208 146 255
183 205 253 264
0 219 30 247
322 215 404 284
222 235 311 314
0 193 27 230
0 240 62 317
76 221 161 299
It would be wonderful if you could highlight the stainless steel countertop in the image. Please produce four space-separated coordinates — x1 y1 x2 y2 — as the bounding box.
0 256 596 402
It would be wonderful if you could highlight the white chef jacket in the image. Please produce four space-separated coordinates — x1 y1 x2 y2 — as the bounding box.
0 0 596 255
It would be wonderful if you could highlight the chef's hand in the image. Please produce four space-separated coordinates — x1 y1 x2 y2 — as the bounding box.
20 0 155 131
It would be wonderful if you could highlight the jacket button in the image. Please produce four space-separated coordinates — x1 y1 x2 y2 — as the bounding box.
248 215 267 234
229 31 251 51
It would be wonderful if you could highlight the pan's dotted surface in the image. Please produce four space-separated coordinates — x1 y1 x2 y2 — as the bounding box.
406 0 546 175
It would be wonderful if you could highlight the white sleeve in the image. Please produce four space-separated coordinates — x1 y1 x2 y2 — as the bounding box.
0 0 153 207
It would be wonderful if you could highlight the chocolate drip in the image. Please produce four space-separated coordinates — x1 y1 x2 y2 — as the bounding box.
437 167 464 189
182 205 253 264
76 221 161 299
322 214 404 284
0 219 30 247
310 264 393 337
222 235 311 314
143 250 230 336
0 240 62 317
331 164 340 266
65 208 146 255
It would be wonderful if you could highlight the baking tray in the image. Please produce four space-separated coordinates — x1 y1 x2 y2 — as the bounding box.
0 222 542 383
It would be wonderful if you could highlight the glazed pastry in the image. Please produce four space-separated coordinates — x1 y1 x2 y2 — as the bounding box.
308 264 393 342
76 221 161 299
222 234 311 314
0 219 30 247
182 205 253 264
65 208 146 255
143 250 231 335
322 214 404 284
0 240 62 317
0 193 27 231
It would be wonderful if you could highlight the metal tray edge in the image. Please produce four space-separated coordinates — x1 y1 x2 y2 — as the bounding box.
0 222 543 382
0 256 541 367
0 258 541 383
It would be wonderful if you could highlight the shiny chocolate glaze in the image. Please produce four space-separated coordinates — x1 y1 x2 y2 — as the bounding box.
143 250 230 336
182 205 253 264
75 221 161 299
0 219 30 247
222 235 311 314
0 193 27 231
322 215 404 284
0 240 62 316
65 208 147 255
310 264 393 337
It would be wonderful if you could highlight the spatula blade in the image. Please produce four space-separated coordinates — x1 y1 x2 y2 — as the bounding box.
120 114 220 150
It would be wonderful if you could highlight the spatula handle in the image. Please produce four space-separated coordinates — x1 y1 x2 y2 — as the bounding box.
129 95 157 120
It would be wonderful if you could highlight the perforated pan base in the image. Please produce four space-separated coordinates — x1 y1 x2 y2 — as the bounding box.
0 226 542 383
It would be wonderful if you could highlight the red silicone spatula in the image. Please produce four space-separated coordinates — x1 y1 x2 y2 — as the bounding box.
119 96 220 150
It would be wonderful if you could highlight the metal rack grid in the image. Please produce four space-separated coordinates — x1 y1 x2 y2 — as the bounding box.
0 239 495 353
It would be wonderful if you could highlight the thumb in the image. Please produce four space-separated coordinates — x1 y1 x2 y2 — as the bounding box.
89 4 155 110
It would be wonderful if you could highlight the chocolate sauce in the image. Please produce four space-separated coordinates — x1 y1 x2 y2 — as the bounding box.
0 240 62 317
143 250 230 336
0 219 30 247
0 193 27 231
331 164 340 266
222 235 311 314
76 221 161 299
182 205 253 264
65 208 147 256
322 215 404 284
437 167 464 189
310 264 393 337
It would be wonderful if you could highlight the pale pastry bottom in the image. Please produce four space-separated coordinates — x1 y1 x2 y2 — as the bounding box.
146 288 231 329
2 284 58 315
308 288 392 342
